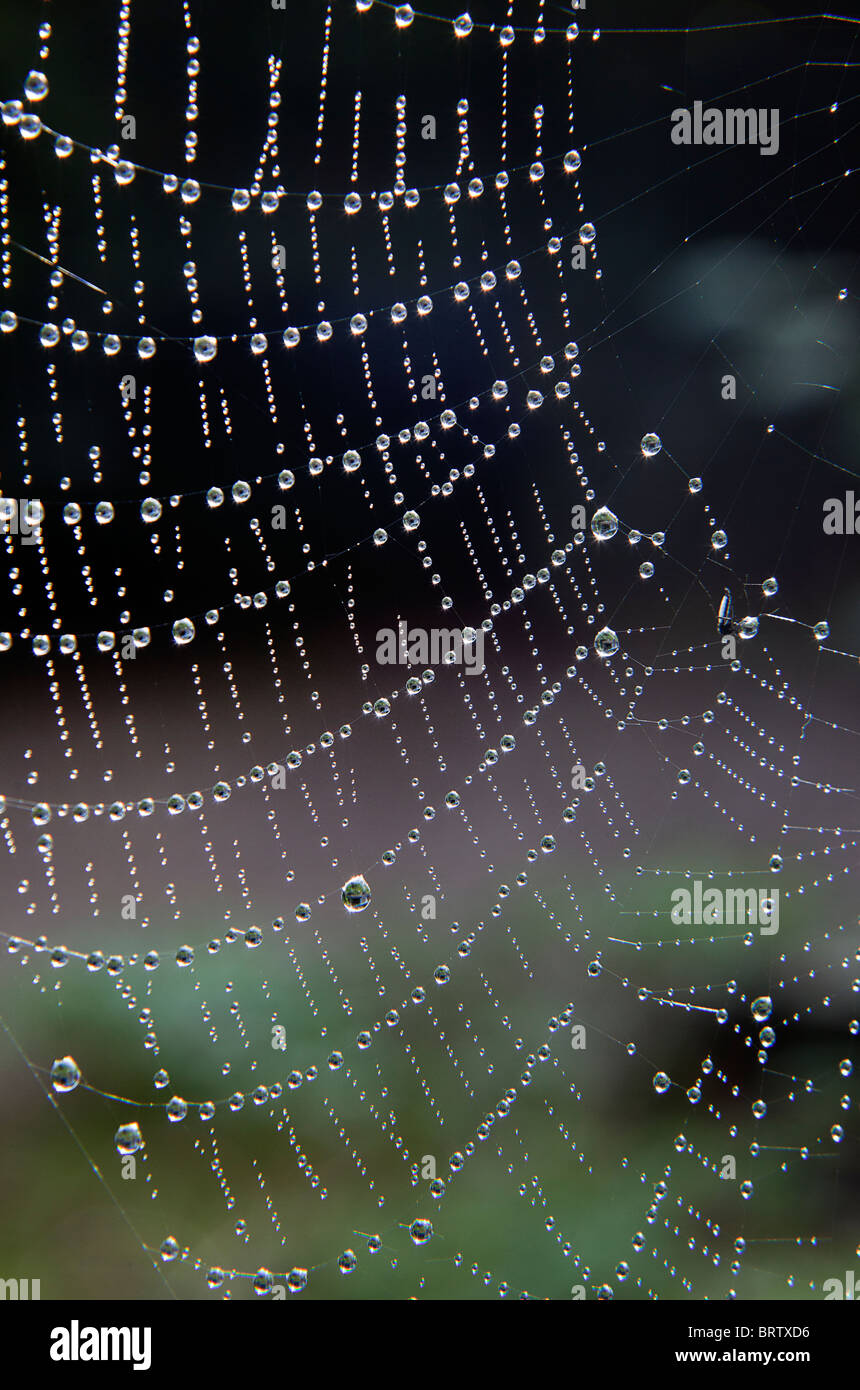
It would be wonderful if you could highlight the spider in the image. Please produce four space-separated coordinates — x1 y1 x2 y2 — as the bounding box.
717 588 734 636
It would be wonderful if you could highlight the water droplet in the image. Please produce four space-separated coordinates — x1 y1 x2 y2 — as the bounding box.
341 875 372 913
51 1056 81 1092
591 506 618 540
194 336 217 363
640 433 662 457
167 1096 188 1123
114 1122 143 1155
24 71 49 101
594 626 619 658
410 1219 433 1245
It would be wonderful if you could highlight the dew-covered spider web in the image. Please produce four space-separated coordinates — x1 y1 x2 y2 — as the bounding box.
0 0 859 1302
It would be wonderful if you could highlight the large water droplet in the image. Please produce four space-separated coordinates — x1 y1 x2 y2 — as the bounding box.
594 626 619 658
341 875 372 913
640 433 662 457
51 1056 81 1092
194 336 217 363
591 506 618 540
410 1218 433 1245
24 71 49 102
114 1122 143 1155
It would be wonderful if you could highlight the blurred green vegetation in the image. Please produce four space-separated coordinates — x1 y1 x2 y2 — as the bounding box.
1 847 855 1302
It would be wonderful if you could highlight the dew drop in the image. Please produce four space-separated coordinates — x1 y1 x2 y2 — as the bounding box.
341 874 372 913
591 506 618 541
640 433 662 457
114 1122 143 1155
51 1056 81 1092
410 1219 433 1245
193 336 217 363
594 626 619 658
24 71 49 101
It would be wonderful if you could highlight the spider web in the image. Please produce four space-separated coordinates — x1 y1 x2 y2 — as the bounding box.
0 0 858 1301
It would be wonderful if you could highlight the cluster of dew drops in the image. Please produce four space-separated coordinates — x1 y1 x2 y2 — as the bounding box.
2 3 853 1301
